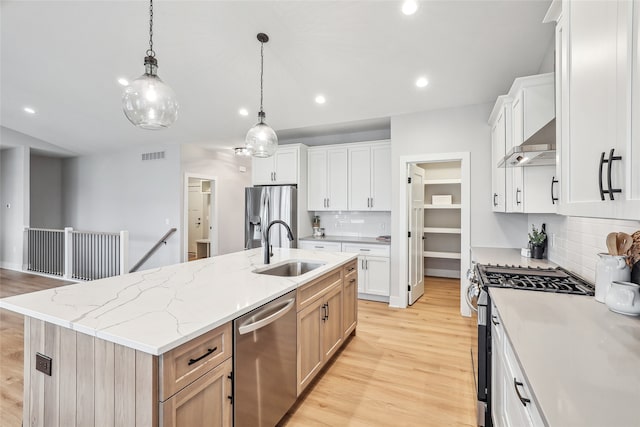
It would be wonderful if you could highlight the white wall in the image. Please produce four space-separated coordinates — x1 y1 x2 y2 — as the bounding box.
390 103 529 304
0 147 30 270
62 144 182 271
537 37 555 74
1 126 75 156
30 154 63 228
181 145 252 256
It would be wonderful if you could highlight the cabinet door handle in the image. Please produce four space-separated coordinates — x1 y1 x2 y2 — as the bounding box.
513 378 531 406
491 315 500 326
273 172 276 182
516 188 521 205
188 347 218 365
361 259 365 270
370 198 374 208
327 198 330 208
606 149 622 201
551 177 559 204
493 193 498 207
321 303 328 321
366 197 370 208
598 152 606 200
326 301 329 319
365 260 369 269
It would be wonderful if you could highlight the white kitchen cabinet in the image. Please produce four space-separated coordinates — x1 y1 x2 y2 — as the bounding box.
307 147 348 211
342 243 390 300
252 145 300 185
550 0 640 220
491 303 545 427
490 99 509 212
347 141 391 211
298 240 342 252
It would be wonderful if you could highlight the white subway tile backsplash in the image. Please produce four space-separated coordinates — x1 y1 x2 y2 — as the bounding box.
538 215 640 283
312 211 391 238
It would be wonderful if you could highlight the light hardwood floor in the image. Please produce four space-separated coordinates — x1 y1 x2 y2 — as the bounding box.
0 271 477 426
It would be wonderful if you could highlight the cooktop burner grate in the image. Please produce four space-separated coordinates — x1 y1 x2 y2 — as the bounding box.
476 264 594 296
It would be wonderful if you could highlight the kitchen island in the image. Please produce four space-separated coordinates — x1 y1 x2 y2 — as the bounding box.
0 248 358 426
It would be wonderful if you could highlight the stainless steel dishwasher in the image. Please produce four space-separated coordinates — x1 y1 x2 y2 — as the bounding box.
233 290 297 427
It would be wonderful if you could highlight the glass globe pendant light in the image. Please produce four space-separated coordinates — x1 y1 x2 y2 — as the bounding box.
122 0 178 130
245 33 278 158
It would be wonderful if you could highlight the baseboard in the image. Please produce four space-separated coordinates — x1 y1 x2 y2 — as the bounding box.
425 268 461 279
0 262 22 271
358 293 389 303
388 295 406 308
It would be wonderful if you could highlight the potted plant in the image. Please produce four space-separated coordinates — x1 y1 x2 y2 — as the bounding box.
528 224 547 259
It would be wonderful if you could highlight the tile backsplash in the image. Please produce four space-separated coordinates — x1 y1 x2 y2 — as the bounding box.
312 211 391 238
531 215 640 283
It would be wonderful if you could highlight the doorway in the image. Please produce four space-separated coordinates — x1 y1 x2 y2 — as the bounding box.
183 174 218 262
399 152 471 316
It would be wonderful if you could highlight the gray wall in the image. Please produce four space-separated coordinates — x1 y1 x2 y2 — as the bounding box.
30 154 63 228
0 146 30 269
181 145 252 256
390 103 529 303
62 144 182 271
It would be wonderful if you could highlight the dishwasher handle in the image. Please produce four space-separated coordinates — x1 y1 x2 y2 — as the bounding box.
238 298 296 335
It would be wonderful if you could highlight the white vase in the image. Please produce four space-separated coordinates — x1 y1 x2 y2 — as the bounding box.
595 253 631 303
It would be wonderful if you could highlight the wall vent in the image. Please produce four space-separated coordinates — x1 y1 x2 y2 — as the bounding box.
141 151 165 161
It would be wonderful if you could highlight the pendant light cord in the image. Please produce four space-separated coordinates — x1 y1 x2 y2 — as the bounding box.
259 40 264 113
147 0 155 57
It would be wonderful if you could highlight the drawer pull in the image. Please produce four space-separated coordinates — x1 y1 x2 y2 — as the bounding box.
347 266 356 272
513 378 531 406
349 278 356 284
188 347 217 365
314 246 324 249
360 249 370 252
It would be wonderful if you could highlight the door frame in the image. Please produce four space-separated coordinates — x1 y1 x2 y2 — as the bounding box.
397 152 471 317
183 173 218 262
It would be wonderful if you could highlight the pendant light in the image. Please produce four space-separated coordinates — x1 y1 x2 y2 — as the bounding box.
122 0 178 130
245 33 278 158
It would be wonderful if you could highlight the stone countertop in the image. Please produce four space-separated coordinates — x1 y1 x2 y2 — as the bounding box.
471 247 557 268
299 235 390 246
489 288 640 427
0 248 357 355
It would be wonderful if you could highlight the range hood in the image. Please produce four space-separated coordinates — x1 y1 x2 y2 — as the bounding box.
498 119 556 167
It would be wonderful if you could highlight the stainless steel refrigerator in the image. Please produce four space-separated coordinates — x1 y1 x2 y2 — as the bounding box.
245 186 297 250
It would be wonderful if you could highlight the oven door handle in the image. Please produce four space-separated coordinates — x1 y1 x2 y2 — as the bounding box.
465 283 479 312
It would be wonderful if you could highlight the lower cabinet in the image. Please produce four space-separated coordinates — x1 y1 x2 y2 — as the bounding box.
491 304 545 427
296 259 357 396
160 358 232 427
343 243 390 300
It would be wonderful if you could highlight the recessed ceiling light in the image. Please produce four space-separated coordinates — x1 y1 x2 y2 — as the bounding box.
23 107 36 114
117 78 129 86
416 77 429 88
239 108 249 116
402 0 418 16
315 95 326 104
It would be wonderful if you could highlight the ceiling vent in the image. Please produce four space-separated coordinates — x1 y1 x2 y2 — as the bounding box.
141 151 165 161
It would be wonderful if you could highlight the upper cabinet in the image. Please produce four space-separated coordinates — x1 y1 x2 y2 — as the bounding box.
549 0 640 220
489 75 557 214
252 145 302 185
347 141 391 211
307 147 348 211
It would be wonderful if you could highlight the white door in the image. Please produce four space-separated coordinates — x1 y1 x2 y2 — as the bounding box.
364 256 390 296
326 148 348 210
348 146 372 210
408 164 425 305
491 110 506 212
188 186 203 253
371 144 391 210
307 149 327 210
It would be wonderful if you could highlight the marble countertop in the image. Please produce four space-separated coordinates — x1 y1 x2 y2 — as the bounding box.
0 248 357 355
490 288 640 427
299 235 390 246
471 247 557 268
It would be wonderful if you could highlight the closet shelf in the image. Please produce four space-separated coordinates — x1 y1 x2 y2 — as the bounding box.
423 251 461 259
423 178 461 185
423 204 461 209
423 227 461 234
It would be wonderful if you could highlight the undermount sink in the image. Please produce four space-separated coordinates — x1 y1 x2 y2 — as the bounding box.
254 260 325 277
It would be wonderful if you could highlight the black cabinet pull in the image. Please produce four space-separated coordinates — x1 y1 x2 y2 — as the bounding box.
516 188 522 205
349 278 356 284
491 315 500 326
598 152 606 200
493 193 498 207
347 266 356 272
188 347 217 365
321 303 328 321
551 177 559 204
513 378 531 406
600 149 623 200
326 302 330 319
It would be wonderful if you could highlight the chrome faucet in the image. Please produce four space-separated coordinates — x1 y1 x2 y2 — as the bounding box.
264 220 294 264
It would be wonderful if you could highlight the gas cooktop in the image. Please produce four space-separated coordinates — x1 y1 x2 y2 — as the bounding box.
475 264 595 296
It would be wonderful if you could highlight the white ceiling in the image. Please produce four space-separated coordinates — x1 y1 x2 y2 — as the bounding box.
1 0 553 155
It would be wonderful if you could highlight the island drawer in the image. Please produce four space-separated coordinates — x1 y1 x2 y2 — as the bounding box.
159 322 232 401
343 260 357 277
297 270 342 311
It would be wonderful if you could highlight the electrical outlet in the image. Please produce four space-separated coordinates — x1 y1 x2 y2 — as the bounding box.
36 353 52 376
